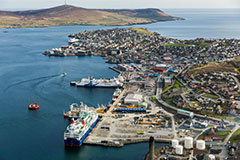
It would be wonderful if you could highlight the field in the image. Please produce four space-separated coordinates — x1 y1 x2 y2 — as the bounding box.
198 130 231 141
229 128 240 143
187 57 240 76
203 93 219 99
172 79 183 90
131 28 153 34
165 43 192 47
164 42 211 47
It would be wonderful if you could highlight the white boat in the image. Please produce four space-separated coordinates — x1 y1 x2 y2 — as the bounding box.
64 105 98 147
113 88 122 98
76 77 122 88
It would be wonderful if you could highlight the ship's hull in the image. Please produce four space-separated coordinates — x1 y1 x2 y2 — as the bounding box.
64 118 98 147
76 84 120 88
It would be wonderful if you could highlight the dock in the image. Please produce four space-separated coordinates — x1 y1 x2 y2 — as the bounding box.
109 66 121 73
84 138 171 148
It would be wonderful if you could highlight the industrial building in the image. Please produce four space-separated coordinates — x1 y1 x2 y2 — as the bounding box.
124 93 143 104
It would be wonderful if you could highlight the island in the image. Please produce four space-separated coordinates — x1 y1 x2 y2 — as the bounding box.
0 5 183 28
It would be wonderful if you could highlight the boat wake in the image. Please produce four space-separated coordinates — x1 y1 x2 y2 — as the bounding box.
3 73 65 92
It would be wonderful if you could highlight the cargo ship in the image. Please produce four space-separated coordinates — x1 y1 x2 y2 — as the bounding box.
64 106 98 147
76 77 122 88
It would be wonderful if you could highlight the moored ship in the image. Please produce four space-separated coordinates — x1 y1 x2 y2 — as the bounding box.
63 102 88 119
113 88 122 98
64 105 98 147
76 77 122 88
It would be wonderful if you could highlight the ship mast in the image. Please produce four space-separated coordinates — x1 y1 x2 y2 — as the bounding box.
64 0 67 5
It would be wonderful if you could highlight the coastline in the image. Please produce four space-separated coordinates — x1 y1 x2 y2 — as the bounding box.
0 18 184 29
84 138 171 148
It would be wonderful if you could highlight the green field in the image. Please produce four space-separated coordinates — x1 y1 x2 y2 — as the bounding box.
165 43 192 47
162 86 170 93
151 97 158 102
165 42 211 47
162 97 175 106
173 79 183 89
229 128 240 143
131 28 153 34
199 42 211 47
203 93 219 99
198 130 231 141
169 79 184 92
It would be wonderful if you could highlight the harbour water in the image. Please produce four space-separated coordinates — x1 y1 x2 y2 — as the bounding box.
0 9 240 160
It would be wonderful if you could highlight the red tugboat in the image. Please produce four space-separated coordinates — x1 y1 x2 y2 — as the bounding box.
28 99 39 110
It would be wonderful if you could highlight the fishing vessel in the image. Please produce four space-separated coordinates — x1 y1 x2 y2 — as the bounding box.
63 102 88 119
113 88 122 98
76 77 122 88
64 106 98 147
28 99 39 110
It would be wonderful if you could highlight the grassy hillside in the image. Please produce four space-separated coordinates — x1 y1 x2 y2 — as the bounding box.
187 57 240 76
0 5 183 28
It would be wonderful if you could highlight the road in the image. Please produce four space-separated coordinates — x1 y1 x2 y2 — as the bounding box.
194 127 211 141
224 125 240 145
145 95 177 139
230 75 240 88
108 88 128 113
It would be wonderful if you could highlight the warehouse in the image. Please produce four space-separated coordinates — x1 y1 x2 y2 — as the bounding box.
124 93 143 104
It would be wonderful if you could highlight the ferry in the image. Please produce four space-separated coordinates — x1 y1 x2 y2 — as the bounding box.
76 77 122 88
64 107 98 147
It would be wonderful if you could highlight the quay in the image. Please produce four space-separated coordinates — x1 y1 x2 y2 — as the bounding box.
109 66 121 73
84 137 171 148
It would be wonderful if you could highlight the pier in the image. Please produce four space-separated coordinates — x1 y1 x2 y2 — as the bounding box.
109 66 121 73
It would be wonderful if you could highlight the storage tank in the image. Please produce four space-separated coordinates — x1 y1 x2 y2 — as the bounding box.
171 139 179 148
184 136 193 149
196 140 205 150
175 145 183 155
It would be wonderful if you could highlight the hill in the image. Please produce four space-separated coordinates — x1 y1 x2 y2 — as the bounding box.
0 5 183 28
187 57 240 76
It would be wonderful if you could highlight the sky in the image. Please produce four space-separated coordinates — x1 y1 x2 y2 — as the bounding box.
1 0 240 10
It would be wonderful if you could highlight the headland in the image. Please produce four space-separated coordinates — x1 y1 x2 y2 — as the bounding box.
0 5 183 28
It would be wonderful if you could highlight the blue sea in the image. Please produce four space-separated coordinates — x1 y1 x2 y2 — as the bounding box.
0 9 239 160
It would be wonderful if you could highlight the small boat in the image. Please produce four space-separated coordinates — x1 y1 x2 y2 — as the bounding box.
63 112 69 118
28 103 39 110
28 98 39 110
61 72 67 77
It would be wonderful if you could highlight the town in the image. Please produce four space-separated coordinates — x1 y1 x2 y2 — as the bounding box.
51 28 240 160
